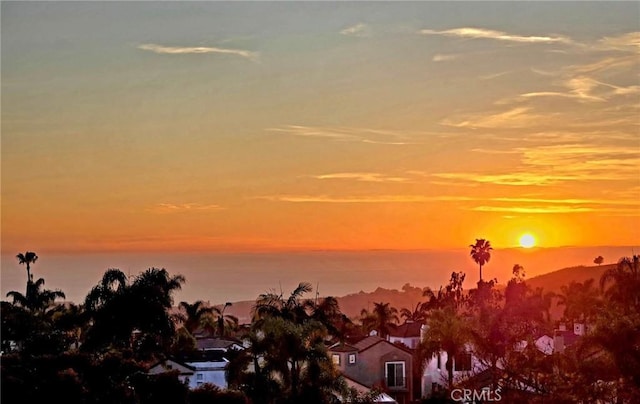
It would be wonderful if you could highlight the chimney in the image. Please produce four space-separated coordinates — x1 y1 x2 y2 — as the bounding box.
574 323 585 336
558 322 567 332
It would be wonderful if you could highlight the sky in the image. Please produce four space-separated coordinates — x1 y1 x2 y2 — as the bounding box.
2 1 639 257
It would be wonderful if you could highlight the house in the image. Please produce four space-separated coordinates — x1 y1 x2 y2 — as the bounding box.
148 351 228 389
421 345 484 398
388 321 424 349
329 336 414 404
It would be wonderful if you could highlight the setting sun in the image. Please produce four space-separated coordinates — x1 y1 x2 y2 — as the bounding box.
519 234 536 248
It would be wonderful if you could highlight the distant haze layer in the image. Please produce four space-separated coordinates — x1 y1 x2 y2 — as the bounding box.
1 246 636 305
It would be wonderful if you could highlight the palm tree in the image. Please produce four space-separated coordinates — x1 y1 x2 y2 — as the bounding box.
418 306 471 388
84 268 128 312
372 301 399 339
213 302 238 337
556 279 601 323
83 267 185 353
469 239 492 282
600 255 640 314
253 282 312 324
6 277 66 313
358 308 377 335
16 251 38 288
400 302 427 323
241 283 344 403
177 300 214 334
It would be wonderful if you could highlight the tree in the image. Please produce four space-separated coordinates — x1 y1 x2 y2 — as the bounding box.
371 302 399 338
253 282 312 324
593 256 604 266
417 272 471 389
6 277 66 313
83 267 185 355
213 302 238 338
177 300 214 334
418 306 471 389
16 251 38 286
469 239 492 282
556 279 601 323
600 255 639 314
308 296 351 340
237 283 344 403
400 302 427 323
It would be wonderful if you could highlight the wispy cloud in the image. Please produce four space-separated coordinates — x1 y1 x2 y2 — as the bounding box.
431 172 573 186
138 44 259 61
257 195 474 204
434 142 640 187
267 125 416 145
340 23 371 37
596 32 640 52
432 53 459 62
520 76 639 103
256 194 638 216
490 197 639 206
479 71 511 80
472 205 595 214
310 172 410 183
150 203 224 213
442 107 551 129
419 27 574 45
472 197 638 215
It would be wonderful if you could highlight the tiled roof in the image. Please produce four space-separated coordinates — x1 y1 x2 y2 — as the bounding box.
196 337 241 351
353 336 383 352
329 342 359 352
388 321 422 338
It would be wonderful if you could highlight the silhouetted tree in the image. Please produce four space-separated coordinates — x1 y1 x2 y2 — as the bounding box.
600 255 640 314
556 279 601 323
593 255 604 266
6 277 66 313
83 267 184 356
238 283 344 403
469 239 492 282
177 300 214 334
371 302 399 338
400 302 427 323
16 251 38 286
417 272 471 389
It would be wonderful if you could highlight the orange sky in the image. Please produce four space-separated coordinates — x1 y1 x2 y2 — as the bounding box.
2 2 639 254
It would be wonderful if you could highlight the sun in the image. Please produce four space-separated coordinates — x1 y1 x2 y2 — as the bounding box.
519 233 536 248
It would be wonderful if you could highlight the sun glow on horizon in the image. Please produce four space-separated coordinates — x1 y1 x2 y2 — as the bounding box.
519 233 537 249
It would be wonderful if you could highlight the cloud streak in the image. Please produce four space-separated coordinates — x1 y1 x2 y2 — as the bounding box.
150 203 224 213
267 125 417 145
310 172 410 183
340 23 371 37
257 195 474 204
138 44 258 61
419 27 573 45
442 107 552 129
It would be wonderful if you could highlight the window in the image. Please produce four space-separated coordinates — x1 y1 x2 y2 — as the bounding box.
332 354 341 365
196 373 204 381
454 353 472 371
348 353 356 364
385 362 405 388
